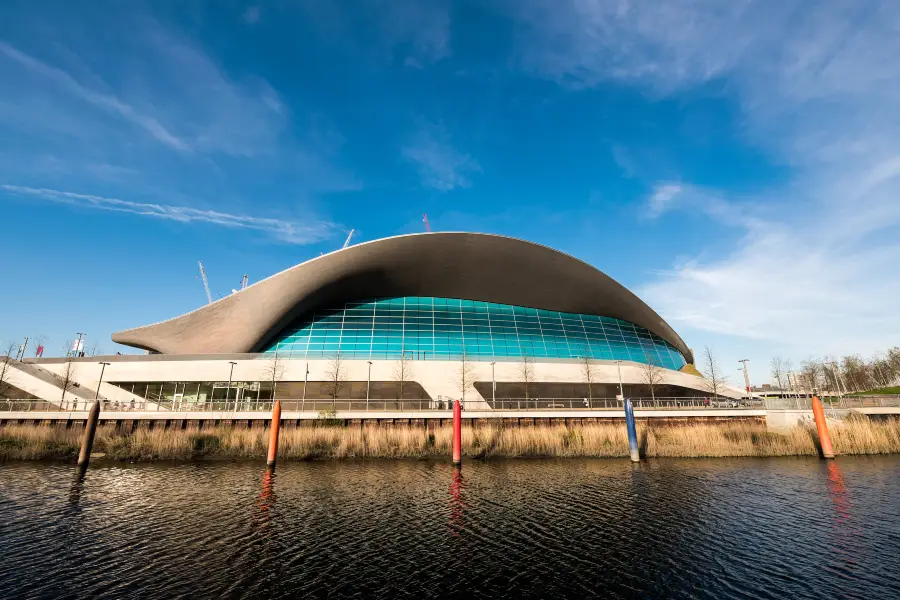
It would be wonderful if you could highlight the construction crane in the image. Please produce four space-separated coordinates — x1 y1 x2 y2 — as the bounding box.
197 261 213 305
423 213 431 232
343 229 355 248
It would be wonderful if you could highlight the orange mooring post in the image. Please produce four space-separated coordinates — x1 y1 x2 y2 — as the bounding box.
452 399 462 466
266 399 282 467
811 396 835 459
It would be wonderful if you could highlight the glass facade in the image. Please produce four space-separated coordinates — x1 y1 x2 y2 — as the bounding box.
264 297 686 370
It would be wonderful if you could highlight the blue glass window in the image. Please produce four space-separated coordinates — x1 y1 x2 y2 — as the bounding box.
265 297 686 369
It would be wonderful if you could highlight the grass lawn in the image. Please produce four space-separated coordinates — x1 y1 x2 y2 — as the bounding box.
848 386 900 396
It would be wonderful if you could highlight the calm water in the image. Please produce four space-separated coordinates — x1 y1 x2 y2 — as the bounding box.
1 457 899 599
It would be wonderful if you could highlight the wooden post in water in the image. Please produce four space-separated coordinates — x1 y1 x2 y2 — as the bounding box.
77 400 101 470
266 399 282 467
811 396 835 459
624 398 640 462
452 399 462 466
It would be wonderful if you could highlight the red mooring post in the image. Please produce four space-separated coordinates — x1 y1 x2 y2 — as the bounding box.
452 399 462 466
811 396 835 459
266 399 282 467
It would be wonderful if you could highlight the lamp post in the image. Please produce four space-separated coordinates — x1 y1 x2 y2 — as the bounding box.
95 362 110 400
227 361 237 412
74 332 85 358
366 361 373 409
830 361 845 406
614 360 624 399
490 362 496 409
739 359 751 399
302 361 309 410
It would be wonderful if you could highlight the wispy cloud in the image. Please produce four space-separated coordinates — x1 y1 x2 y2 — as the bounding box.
645 183 682 218
0 19 286 158
509 0 900 358
242 6 261 25
0 41 189 152
402 123 480 192
2 185 335 244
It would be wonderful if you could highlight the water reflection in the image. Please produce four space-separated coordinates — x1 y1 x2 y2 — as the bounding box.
827 461 851 524
1 458 899 599
447 466 467 536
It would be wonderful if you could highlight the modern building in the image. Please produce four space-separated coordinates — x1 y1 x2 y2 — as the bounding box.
4 233 739 408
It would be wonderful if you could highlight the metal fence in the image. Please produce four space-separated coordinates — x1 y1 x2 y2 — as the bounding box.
1 396 770 413
3 395 898 413
762 396 900 409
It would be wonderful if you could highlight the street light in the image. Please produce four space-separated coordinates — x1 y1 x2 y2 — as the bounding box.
95 362 110 400
301 362 309 410
366 361 373 408
490 361 499 407
614 360 624 399
227 361 237 412
738 359 751 398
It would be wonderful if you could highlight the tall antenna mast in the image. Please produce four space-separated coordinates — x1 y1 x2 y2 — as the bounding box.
343 229 355 248
198 261 213 305
422 213 431 232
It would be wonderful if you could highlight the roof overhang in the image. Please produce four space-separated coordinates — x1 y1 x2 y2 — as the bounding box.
112 232 694 363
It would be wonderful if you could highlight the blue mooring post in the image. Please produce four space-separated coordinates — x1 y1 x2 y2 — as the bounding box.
624 398 640 462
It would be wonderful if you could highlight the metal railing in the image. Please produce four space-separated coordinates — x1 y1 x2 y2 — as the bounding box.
488 397 760 410
2 395 897 413
3 396 761 413
762 396 900 410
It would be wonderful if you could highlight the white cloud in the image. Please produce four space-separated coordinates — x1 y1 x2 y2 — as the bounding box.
508 0 900 361
403 123 481 191
2 185 335 245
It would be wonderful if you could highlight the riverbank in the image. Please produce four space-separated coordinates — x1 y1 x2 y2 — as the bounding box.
2 419 899 461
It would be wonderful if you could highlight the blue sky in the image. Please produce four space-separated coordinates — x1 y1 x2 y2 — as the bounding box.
1 1 898 385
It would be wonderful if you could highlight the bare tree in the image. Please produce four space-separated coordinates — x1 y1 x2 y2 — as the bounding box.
783 358 796 395
454 351 477 403
770 356 788 390
261 349 285 400
324 354 347 407
58 359 79 406
518 352 536 404
86 341 103 357
700 346 728 400
0 342 17 398
393 351 414 401
579 355 597 400
639 354 666 403
800 358 822 394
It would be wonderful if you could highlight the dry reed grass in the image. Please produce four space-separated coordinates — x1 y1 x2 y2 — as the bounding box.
1 419 899 461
